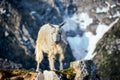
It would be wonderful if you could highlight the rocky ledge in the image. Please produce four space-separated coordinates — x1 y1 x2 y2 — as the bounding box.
0 60 101 80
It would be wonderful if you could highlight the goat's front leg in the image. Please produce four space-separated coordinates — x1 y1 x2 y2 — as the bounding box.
48 53 55 70
59 52 64 70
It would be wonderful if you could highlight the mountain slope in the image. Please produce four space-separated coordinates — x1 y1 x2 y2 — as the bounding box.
94 20 120 80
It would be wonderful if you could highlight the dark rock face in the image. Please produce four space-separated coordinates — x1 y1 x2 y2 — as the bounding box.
0 0 36 69
0 58 22 69
94 20 120 80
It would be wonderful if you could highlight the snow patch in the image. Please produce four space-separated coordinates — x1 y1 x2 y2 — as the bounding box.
63 10 119 60
113 11 120 18
71 13 93 30
111 4 116 8
30 11 36 15
96 2 110 13
67 35 88 60
0 8 6 14
62 19 78 31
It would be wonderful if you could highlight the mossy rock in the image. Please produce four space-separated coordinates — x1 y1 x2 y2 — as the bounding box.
55 68 76 80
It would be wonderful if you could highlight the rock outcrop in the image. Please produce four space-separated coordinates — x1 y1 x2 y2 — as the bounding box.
36 60 101 80
43 70 60 80
0 60 100 80
70 60 101 80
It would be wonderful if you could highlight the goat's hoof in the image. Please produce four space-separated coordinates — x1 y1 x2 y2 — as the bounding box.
53 69 56 71
60 68 63 70
36 68 42 72
60 67 63 70
51 68 56 71
36 69 39 72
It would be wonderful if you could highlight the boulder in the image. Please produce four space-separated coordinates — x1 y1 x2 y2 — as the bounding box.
70 60 101 80
43 70 60 80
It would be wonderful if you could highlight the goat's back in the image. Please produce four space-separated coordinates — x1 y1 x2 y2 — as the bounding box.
36 24 55 53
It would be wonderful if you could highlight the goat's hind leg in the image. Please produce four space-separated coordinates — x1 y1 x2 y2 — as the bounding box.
36 50 43 72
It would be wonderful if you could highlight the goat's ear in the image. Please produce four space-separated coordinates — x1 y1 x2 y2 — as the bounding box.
59 21 66 28
48 23 55 28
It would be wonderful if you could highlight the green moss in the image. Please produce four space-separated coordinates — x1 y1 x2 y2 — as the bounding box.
55 68 76 80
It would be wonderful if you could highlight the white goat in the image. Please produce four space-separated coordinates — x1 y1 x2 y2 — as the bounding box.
35 22 67 71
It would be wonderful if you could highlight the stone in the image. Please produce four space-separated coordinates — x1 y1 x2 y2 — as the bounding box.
70 60 99 80
36 71 44 80
43 70 60 80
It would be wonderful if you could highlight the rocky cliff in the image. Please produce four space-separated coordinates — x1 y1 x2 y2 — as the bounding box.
94 20 120 80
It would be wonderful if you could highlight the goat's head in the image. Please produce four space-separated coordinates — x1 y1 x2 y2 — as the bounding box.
49 22 66 44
